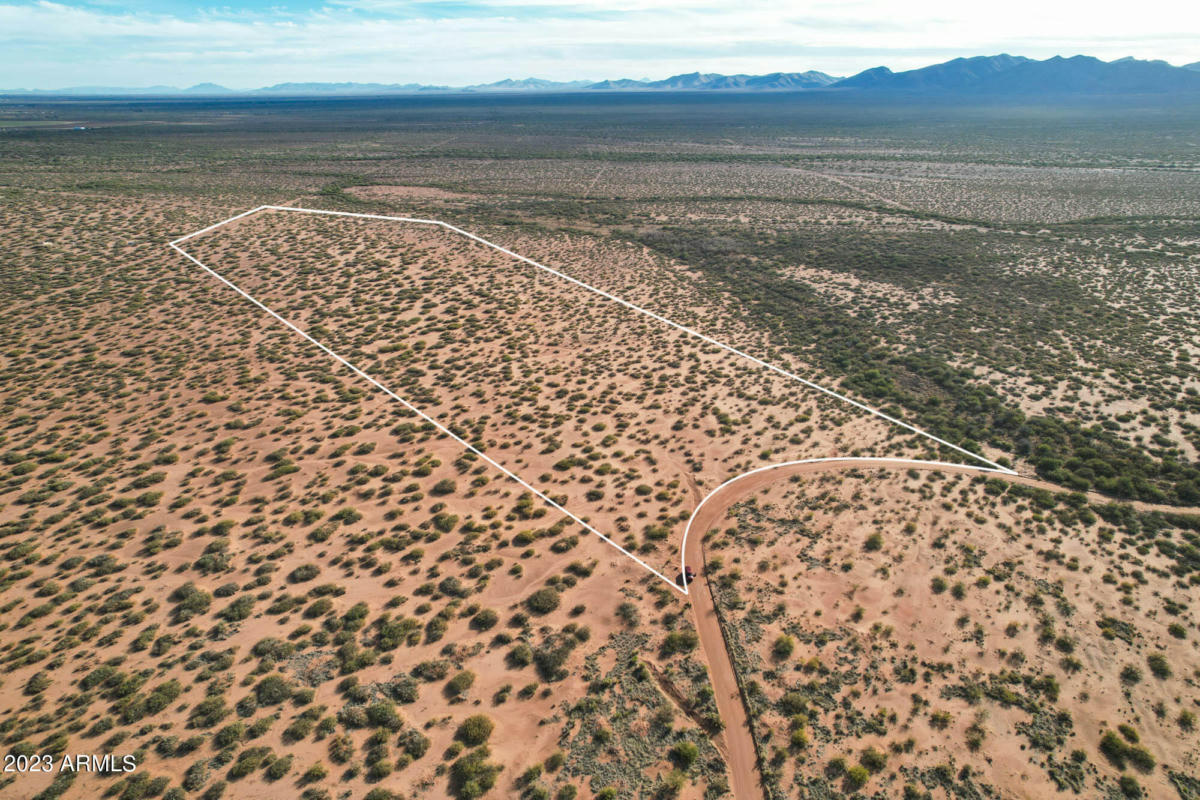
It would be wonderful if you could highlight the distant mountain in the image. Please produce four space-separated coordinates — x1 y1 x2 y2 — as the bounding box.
1111 56 1171 66
834 55 1030 91
183 83 236 94
586 78 650 90
981 55 1200 94
6 57 1200 97
252 81 448 95
25 85 185 95
835 54 1200 94
587 70 839 91
467 78 592 92
742 71 840 89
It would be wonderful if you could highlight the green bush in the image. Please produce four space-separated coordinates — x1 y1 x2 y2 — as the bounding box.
445 670 475 697
448 746 502 800
525 588 560 615
1118 775 1142 798
471 609 499 631
287 564 320 583
1146 653 1171 679
669 741 698 769
860 747 887 772
660 630 698 656
1120 665 1143 685
772 634 795 660
253 675 292 705
455 715 494 746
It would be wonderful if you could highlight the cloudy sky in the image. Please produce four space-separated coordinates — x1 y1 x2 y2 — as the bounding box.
2 0 1198 89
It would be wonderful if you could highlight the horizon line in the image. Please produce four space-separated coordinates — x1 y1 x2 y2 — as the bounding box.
7 53 1198 96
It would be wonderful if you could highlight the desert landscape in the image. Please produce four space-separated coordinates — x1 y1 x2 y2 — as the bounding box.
1 89 1198 800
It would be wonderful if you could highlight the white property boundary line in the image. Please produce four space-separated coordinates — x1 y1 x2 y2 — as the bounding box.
169 204 1015 595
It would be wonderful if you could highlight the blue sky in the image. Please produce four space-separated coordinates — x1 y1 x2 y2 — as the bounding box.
2 0 1198 89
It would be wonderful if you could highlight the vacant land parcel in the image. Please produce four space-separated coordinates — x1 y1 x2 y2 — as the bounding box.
178 208 945 582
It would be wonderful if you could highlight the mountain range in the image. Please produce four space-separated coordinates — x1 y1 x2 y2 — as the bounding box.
6 55 1200 96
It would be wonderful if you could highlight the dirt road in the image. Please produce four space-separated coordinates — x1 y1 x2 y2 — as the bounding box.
684 458 1200 800
685 519 763 800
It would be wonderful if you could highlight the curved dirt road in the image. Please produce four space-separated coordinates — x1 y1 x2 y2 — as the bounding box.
684 458 1200 800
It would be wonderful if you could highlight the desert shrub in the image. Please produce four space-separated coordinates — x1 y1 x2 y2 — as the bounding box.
965 714 987 751
304 598 333 618
506 644 533 668
327 736 353 763
300 764 327 784
182 761 210 792
412 660 450 681
445 670 475 697
455 715 494 746
860 747 887 772
533 633 580 681
1146 653 1171 679
398 729 430 759
1118 775 1142 798
669 741 698 769
25 671 51 696
845 765 869 790
188 698 229 729
1120 665 1143 685
219 596 254 622
1099 730 1156 772
169 583 212 623
525 588 560 615
282 717 315 744
213 723 245 749
264 755 292 781
227 746 272 780
366 701 403 731
448 746 502 799
660 630 698 657
779 692 807 716
364 790 400 800
254 675 292 705
288 564 320 583
471 608 499 631
433 512 459 533
425 615 448 643
390 676 419 704
772 634 795 660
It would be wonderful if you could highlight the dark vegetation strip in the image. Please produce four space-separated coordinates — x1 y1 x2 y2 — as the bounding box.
632 225 1200 505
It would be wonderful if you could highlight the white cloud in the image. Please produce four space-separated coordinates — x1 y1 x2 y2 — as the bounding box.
0 0 1197 88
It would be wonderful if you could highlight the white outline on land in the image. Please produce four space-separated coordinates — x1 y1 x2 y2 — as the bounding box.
169 204 1016 595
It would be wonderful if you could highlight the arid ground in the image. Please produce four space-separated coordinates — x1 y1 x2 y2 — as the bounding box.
1 93 1198 800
